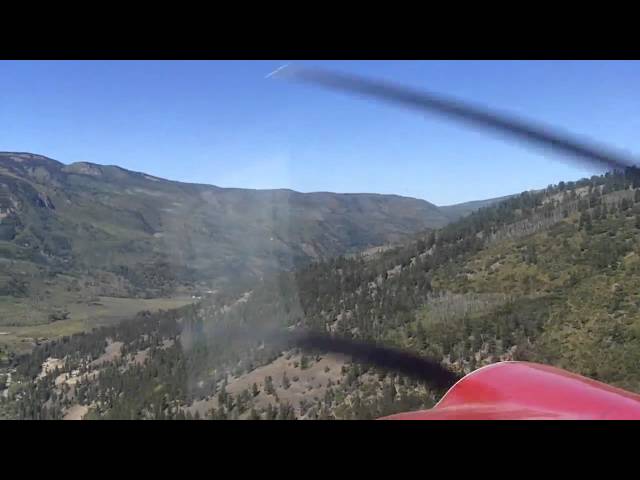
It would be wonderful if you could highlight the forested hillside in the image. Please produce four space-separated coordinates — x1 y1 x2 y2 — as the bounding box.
0 151 482 356
4 169 640 419
0 152 454 293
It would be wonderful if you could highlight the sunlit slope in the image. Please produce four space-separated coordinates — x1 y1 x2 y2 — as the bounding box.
0 152 455 296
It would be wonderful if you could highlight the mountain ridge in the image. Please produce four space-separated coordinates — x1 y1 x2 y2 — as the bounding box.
1 151 508 207
0 151 500 319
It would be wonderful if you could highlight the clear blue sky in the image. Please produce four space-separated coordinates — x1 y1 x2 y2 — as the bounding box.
1 60 639 205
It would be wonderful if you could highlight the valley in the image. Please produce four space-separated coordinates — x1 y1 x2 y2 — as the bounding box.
0 152 502 359
4 168 640 419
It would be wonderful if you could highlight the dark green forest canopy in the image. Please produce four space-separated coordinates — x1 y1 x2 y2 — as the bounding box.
4 169 640 419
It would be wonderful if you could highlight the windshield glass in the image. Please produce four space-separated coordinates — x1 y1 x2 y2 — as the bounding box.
1 60 639 420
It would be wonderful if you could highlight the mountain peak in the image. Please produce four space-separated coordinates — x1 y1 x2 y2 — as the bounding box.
64 162 104 177
0 152 63 166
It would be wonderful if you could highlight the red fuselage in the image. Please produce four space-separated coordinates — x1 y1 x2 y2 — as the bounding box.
381 361 640 420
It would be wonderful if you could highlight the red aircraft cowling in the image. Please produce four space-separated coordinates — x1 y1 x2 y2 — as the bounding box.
380 361 640 420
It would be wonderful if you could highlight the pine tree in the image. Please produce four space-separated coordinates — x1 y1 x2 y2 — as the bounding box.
266 403 276 420
585 214 593 233
389 381 397 401
264 376 274 395
579 212 593 232
300 354 309 370
249 408 261 420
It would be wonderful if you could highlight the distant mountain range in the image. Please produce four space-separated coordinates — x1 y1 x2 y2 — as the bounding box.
0 152 507 295
438 195 515 222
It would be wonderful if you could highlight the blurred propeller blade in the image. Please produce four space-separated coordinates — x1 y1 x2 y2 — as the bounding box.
292 331 461 390
273 65 638 173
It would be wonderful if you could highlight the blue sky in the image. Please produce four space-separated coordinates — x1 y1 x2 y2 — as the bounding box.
1 60 639 205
